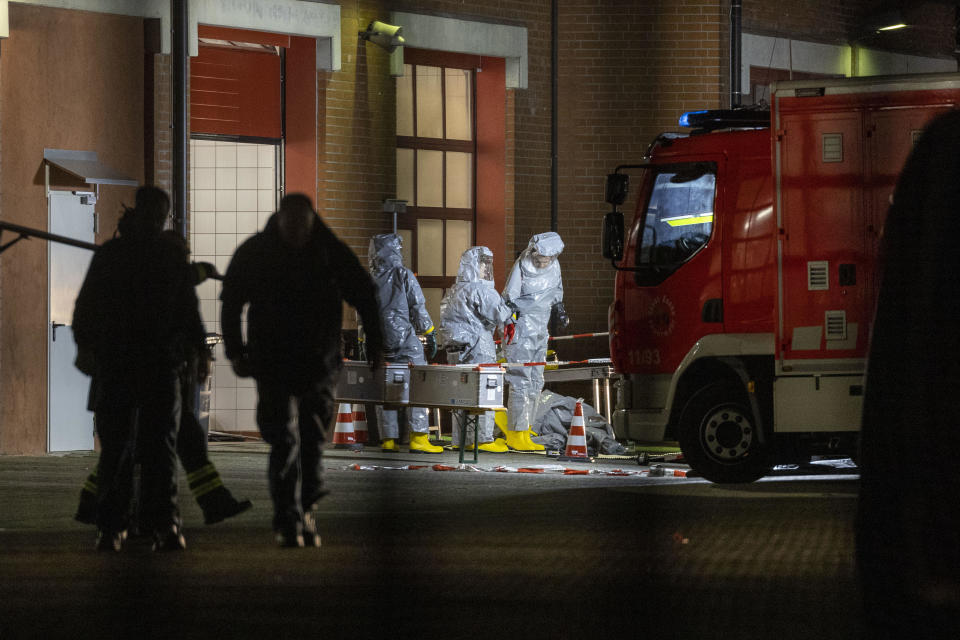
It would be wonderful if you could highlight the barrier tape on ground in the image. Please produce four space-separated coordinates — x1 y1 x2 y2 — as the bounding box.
345 462 689 477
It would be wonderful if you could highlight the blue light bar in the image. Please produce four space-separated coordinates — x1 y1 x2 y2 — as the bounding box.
678 110 708 127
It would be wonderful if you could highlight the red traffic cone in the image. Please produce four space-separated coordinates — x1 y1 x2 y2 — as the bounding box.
353 406 369 444
558 399 590 462
333 403 362 450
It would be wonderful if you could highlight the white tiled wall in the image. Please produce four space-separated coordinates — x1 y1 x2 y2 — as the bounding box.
190 139 279 433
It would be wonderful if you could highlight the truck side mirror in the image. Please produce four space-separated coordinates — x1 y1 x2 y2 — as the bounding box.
602 210 624 261
605 173 629 206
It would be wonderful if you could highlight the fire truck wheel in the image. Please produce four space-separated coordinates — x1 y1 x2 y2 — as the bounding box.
677 382 770 483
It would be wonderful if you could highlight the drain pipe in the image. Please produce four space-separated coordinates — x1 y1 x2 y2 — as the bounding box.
172 0 189 237
550 0 558 232
730 0 742 109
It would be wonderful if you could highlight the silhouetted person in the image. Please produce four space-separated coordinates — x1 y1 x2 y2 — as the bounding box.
74 231 251 527
73 186 201 551
858 110 960 638
220 193 383 548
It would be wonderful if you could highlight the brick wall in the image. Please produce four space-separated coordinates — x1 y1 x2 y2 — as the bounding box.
743 0 956 58
0 48 4 433
509 1 554 262
319 1 398 264
552 0 956 344
322 0 730 343
555 0 726 342
324 1 726 344
743 0 864 43
504 88 516 268
0 5 144 453
322 1 555 273
148 0 957 354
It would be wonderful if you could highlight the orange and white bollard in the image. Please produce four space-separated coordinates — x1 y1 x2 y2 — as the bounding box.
333 403 361 450
557 399 590 462
353 406 369 444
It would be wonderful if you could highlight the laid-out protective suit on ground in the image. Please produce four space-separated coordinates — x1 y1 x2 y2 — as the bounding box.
438 246 514 453
502 232 569 451
529 390 627 455
369 233 441 454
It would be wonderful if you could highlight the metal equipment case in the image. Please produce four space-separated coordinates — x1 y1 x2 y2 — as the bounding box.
409 365 505 410
336 361 410 405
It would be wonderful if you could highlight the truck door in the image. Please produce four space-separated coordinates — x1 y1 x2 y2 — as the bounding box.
864 106 956 305
777 111 865 364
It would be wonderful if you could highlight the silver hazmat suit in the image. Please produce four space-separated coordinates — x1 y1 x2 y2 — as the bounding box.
439 246 513 445
369 233 433 438
502 232 564 431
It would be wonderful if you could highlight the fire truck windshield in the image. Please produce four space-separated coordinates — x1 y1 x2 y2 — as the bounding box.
634 163 716 285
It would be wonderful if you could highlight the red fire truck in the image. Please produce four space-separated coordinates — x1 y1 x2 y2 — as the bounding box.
602 72 960 482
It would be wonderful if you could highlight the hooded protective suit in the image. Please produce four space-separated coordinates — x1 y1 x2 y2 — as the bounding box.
502 232 565 431
439 246 513 445
369 233 433 439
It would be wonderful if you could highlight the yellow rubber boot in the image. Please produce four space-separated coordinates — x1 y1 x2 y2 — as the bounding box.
478 440 508 453
505 429 544 451
409 433 443 454
381 438 399 452
522 429 545 451
494 411 509 436
504 429 527 450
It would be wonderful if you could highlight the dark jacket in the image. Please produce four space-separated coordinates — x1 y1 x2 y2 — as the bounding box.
857 109 960 636
72 230 203 403
220 213 383 384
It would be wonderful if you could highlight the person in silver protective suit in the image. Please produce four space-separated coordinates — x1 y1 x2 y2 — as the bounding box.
438 246 516 453
369 233 443 453
502 231 569 451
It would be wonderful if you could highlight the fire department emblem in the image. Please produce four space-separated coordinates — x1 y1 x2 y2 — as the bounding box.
648 295 676 337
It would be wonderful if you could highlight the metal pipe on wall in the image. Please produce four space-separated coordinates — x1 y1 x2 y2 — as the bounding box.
730 0 743 109
550 0 558 232
172 0 189 237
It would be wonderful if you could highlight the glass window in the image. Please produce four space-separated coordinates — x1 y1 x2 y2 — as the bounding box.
422 287 444 328
444 68 472 141
189 138 279 434
397 60 475 289
417 218 443 276
396 64 414 137
396 148 414 203
416 65 443 138
445 220 472 275
417 150 443 207
398 228 413 269
445 152 472 208
635 163 716 285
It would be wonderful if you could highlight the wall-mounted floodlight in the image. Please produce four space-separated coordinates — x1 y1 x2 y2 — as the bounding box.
359 21 405 53
383 198 407 234
877 22 907 32
865 9 909 34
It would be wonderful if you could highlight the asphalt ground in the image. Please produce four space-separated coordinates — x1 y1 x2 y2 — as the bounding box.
0 442 862 639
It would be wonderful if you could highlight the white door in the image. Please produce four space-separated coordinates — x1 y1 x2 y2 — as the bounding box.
48 191 95 452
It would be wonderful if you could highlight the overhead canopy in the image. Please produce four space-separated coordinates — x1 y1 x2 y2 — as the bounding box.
43 149 138 187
